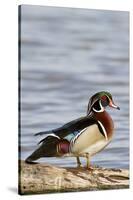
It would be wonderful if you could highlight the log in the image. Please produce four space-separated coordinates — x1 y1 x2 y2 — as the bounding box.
19 160 129 195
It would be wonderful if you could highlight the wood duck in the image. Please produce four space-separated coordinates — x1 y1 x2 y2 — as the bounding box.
25 91 120 168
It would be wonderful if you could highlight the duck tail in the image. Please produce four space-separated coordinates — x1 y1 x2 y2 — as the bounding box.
25 136 60 164
25 146 44 164
34 130 52 136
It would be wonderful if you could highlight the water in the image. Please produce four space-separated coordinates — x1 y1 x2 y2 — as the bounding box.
19 5 129 169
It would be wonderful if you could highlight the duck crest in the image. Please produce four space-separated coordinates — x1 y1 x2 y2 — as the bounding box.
94 111 114 139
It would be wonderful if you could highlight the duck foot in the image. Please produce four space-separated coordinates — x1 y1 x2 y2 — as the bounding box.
77 165 83 169
85 165 94 171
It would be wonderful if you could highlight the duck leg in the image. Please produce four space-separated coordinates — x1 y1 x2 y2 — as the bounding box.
76 156 82 167
86 153 91 169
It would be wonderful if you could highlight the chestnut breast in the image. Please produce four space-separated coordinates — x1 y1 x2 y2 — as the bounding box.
94 111 114 139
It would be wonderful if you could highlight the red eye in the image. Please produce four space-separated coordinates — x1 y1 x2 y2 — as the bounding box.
101 95 107 101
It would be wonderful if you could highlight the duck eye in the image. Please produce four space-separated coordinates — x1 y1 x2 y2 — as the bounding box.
101 95 107 101
101 95 109 107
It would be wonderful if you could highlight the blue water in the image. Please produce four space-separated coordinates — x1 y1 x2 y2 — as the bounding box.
20 5 129 169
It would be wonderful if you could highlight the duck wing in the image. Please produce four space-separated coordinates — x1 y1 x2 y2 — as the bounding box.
35 116 100 143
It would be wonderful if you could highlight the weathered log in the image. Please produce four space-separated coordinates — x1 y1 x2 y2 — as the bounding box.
19 160 129 195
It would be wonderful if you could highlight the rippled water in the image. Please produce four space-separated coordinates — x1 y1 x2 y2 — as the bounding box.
19 5 129 169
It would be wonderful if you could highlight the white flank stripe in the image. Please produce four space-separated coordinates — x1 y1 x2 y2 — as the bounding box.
98 121 108 141
69 127 88 152
48 133 60 139
73 127 88 143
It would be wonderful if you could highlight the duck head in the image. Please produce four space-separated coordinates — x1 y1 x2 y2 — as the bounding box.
87 91 120 115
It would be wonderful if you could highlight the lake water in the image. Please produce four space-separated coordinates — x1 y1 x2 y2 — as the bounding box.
19 5 129 169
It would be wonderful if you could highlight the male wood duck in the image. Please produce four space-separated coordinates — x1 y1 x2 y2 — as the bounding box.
25 91 120 168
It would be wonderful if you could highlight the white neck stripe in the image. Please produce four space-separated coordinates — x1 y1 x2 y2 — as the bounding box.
92 100 104 113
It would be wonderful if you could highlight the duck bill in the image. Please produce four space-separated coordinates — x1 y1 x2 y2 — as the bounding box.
109 101 120 110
